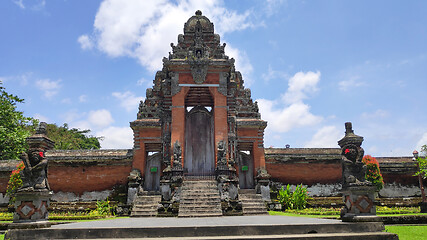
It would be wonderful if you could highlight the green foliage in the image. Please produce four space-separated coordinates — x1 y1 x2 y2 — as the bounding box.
0 83 38 160
95 199 114 216
277 184 292 209
0 211 13 221
46 123 102 150
6 162 24 204
414 145 427 179
276 184 310 210
362 155 384 191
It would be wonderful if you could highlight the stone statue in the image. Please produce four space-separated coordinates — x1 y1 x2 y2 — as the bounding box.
20 148 50 191
217 140 227 165
173 140 182 167
338 122 370 187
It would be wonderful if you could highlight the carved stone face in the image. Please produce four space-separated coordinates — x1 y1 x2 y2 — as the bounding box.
30 151 42 164
342 144 358 163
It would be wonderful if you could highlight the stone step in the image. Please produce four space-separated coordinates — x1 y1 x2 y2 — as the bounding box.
239 192 268 216
179 179 222 217
130 193 161 217
5 221 398 239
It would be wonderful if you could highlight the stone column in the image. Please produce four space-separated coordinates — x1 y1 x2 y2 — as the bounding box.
11 122 54 228
338 122 378 221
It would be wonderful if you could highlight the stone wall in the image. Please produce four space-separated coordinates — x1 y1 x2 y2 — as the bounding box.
47 149 133 201
265 148 424 197
1 147 425 203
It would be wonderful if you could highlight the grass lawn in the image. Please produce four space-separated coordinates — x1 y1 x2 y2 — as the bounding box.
0 234 4 240
385 225 427 240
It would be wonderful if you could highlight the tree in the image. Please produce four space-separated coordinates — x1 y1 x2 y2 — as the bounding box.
415 145 427 179
46 123 102 150
0 83 38 160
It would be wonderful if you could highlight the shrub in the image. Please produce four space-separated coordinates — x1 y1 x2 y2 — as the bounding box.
96 199 114 216
276 184 310 210
6 162 24 204
362 155 384 191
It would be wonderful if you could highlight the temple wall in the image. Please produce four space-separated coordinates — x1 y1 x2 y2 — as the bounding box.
1 148 425 203
265 148 424 197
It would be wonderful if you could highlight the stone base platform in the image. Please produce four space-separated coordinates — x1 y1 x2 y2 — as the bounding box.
5 215 398 239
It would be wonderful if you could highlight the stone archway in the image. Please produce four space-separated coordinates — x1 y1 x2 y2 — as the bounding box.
184 106 215 176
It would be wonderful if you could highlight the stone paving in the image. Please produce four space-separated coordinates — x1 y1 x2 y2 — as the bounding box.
50 215 341 229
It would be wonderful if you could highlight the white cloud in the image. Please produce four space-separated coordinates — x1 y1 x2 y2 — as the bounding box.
225 45 254 86
79 95 88 103
35 79 62 98
81 0 255 72
61 98 72 104
258 100 322 133
338 76 367 91
257 71 323 136
88 109 114 128
112 91 144 112
304 126 342 148
261 65 288 83
13 0 46 11
77 35 94 50
13 0 25 9
416 132 427 153
283 71 320 104
33 113 50 123
264 0 285 17
361 109 389 119
137 77 149 86
96 126 133 149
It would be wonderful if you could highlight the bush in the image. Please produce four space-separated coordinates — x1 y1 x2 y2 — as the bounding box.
362 155 384 191
6 162 24 204
276 184 310 210
96 199 114 216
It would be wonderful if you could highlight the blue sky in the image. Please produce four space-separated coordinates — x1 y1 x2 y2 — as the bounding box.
1 0 426 157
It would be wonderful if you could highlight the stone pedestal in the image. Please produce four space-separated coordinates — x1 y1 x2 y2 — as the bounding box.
13 190 52 224
341 185 377 221
420 202 427 213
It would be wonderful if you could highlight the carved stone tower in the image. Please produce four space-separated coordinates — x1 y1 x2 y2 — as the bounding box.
130 11 267 192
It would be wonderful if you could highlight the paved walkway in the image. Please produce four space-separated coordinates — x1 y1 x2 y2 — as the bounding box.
50 215 341 229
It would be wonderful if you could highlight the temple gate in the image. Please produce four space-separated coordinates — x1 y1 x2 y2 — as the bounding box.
130 10 268 191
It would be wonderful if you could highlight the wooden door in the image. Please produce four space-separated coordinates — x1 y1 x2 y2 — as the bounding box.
238 151 254 189
184 106 214 176
144 152 161 191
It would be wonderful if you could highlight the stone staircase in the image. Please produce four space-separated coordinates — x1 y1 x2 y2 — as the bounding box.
178 179 223 217
239 189 269 215
130 192 161 217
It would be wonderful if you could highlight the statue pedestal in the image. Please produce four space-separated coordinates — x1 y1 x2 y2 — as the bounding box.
341 185 377 221
13 190 52 223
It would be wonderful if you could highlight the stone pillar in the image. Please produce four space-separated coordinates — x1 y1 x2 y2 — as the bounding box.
338 122 378 221
11 122 54 228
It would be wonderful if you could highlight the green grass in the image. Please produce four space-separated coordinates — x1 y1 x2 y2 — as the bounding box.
385 225 427 240
0 233 4 240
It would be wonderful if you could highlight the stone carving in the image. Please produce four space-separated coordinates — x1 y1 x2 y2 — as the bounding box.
338 122 377 220
13 122 53 224
173 141 182 168
20 148 49 191
188 58 209 84
338 122 369 187
217 140 227 165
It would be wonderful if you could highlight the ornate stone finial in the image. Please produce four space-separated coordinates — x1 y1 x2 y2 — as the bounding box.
345 122 354 134
36 122 48 135
195 10 202 16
